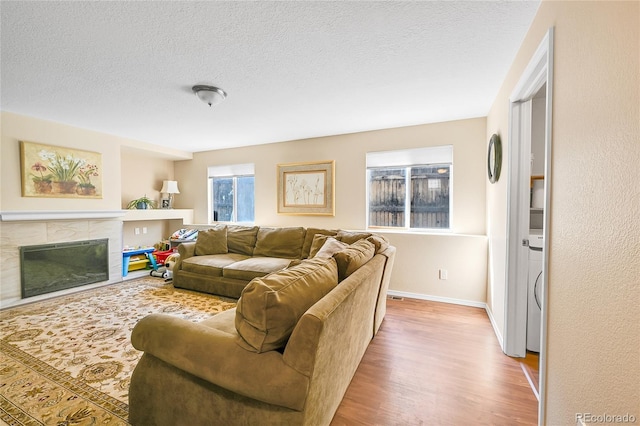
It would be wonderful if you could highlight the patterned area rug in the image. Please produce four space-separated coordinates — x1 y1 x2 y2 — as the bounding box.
0 278 236 425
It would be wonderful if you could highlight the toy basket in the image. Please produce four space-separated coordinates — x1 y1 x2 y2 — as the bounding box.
153 249 176 265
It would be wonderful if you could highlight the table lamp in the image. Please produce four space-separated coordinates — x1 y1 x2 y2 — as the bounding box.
160 180 180 209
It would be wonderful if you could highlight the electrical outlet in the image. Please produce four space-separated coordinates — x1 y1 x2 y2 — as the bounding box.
439 269 448 280
134 228 140 235
142 227 147 234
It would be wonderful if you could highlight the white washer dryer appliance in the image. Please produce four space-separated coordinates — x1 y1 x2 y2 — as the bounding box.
527 230 544 352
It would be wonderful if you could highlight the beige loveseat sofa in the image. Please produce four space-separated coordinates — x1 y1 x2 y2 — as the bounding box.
129 227 395 426
173 225 383 298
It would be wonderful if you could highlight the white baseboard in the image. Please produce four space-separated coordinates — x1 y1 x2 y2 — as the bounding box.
386 290 486 309
484 305 504 349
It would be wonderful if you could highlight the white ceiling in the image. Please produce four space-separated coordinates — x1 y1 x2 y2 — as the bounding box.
1 1 540 153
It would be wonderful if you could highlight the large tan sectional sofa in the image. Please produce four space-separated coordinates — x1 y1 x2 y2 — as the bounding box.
129 224 396 425
172 225 383 299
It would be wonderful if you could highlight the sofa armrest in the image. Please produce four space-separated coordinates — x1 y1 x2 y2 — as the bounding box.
373 246 396 334
175 242 195 272
177 241 195 259
131 313 309 411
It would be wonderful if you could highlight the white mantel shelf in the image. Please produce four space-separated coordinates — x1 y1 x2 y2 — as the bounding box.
0 209 194 223
0 210 126 222
122 209 193 223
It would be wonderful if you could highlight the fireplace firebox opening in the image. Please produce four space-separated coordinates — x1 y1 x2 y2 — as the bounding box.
20 239 109 298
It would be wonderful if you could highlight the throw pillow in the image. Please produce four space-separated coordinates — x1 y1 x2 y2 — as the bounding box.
333 239 376 281
194 226 228 256
226 225 259 256
235 257 339 353
301 228 338 258
314 237 348 259
308 234 330 258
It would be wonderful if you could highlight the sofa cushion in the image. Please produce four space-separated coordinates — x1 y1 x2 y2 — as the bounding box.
253 227 306 259
200 308 238 335
235 256 339 353
336 230 373 245
195 226 228 256
222 257 292 281
181 253 250 276
333 239 376 281
312 236 348 259
301 228 338 258
227 225 259 256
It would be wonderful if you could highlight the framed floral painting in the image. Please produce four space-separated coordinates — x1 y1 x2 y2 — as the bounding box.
20 141 103 198
277 160 335 215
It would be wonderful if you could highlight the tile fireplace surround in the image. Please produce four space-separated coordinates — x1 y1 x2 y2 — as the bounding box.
0 211 124 308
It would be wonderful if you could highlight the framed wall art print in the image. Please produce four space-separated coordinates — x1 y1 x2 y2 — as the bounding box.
20 141 103 199
277 160 335 216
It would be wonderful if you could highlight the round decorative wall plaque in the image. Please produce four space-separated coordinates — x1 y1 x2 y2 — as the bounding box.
487 133 502 184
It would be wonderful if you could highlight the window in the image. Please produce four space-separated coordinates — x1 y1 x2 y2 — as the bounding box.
366 146 452 230
208 164 255 223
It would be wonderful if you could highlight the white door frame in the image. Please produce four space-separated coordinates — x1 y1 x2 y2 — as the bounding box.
504 27 553 424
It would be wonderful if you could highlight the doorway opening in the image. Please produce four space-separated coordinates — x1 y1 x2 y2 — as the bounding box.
504 28 554 424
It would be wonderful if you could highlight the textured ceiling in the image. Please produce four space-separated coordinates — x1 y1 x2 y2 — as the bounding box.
1 1 540 153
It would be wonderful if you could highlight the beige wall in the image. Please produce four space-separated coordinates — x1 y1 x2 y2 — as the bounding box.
120 149 175 210
176 118 488 304
1 113 489 304
0 113 186 302
1 112 122 211
0 112 190 212
0 112 191 249
386 232 487 304
486 1 639 423
177 118 487 231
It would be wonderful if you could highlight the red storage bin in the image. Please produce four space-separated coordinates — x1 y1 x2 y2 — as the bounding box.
153 250 176 265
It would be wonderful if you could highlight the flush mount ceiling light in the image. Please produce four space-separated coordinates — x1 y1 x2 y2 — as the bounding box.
192 85 227 107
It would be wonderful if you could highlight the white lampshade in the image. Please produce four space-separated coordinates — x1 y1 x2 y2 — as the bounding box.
192 85 227 107
160 180 180 194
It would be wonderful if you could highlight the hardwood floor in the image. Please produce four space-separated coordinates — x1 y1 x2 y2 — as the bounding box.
332 297 538 425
